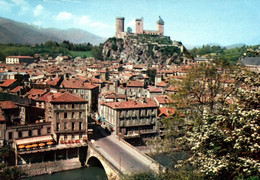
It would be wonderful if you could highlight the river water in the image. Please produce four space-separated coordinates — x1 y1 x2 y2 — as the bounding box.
26 167 108 180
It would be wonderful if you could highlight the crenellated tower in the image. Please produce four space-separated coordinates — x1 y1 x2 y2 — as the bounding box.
116 17 125 38
156 16 164 35
135 17 144 34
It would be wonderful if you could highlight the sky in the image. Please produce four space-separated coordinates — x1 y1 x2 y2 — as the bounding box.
0 0 260 47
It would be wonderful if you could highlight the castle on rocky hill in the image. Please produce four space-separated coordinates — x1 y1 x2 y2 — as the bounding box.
115 16 164 38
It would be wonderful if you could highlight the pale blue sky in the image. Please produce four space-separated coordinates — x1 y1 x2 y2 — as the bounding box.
0 0 259 46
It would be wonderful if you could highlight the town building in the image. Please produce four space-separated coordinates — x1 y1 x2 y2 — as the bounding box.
59 79 99 112
44 92 89 144
99 98 158 143
6 56 34 65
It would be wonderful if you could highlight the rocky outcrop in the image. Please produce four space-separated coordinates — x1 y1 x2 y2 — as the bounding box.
102 34 194 65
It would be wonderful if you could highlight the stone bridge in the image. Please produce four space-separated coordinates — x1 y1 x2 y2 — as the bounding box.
86 135 164 180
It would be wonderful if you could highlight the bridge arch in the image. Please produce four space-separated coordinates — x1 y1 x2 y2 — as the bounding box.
87 145 121 180
87 156 105 169
87 156 108 179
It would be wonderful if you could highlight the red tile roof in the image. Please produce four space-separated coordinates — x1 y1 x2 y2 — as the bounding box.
49 92 87 103
147 86 163 93
165 85 180 92
10 86 23 93
0 101 18 109
46 78 61 86
158 107 176 118
60 79 98 89
103 98 158 109
37 92 60 102
126 80 144 87
25 89 46 100
156 81 168 87
102 91 127 99
0 79 17 87
155 95 173 104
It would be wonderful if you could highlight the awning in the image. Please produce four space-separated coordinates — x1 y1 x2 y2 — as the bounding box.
15 135 54 146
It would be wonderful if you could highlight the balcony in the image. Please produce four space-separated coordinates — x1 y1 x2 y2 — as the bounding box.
140 129 157 135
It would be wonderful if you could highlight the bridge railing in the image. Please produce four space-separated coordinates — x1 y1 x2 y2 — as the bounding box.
119 138 165 173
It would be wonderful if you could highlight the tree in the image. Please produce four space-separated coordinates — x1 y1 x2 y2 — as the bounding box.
151 64 259 179
127 27 132 33
173 66 260 179
0 146 15 165
91 45 103 60
146 69 157 85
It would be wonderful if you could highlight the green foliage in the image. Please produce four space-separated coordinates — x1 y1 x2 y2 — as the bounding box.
0 146 15 165
91 45 103 60
160 46 181 57
135 34 172 45
189 44 260 65
123 171 158 180
175 66 260 179
0 165 25 180
127 27 133 33
146 68 156 85
123 168 202 180
0 41 96 60
70 51 92 58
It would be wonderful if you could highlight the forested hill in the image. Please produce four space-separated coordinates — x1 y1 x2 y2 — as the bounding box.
189 44 260 65
0 17 105 45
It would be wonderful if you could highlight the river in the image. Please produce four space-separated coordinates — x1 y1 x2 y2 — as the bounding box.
26 167 108 180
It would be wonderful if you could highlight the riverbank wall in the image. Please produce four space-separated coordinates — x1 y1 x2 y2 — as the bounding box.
19 158 82 177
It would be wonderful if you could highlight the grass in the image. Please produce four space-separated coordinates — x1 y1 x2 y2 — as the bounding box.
70 51 93 58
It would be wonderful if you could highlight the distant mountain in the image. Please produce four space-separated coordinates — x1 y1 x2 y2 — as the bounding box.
225 43 246 49
185 43 247 50
0 17 106 45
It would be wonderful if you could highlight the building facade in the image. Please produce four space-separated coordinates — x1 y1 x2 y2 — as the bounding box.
99 98 158 141
6 56 34 65
45 92 88 144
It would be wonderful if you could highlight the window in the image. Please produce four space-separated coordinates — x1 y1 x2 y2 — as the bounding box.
79 122 82 130
72 112 74 119
28 130 32 137
79 134 82 139
79 112 82 118
64 122 67 130
9 132 12 139
64 112 67 119
72 134 75 139
57 123 60 131
38 129 41 136
56 113 59 120
47 127 51 134
19 131 22 138
72 122 75 130
72 104 74 109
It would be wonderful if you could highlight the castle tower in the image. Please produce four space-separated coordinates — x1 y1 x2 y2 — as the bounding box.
116 17 125 38
135 17 143 34
156 16 164 35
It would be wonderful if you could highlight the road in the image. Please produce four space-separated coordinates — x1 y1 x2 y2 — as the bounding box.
91 127 152 173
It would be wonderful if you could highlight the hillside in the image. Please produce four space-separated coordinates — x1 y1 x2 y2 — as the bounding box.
0 17 105 45
102 34 194 65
